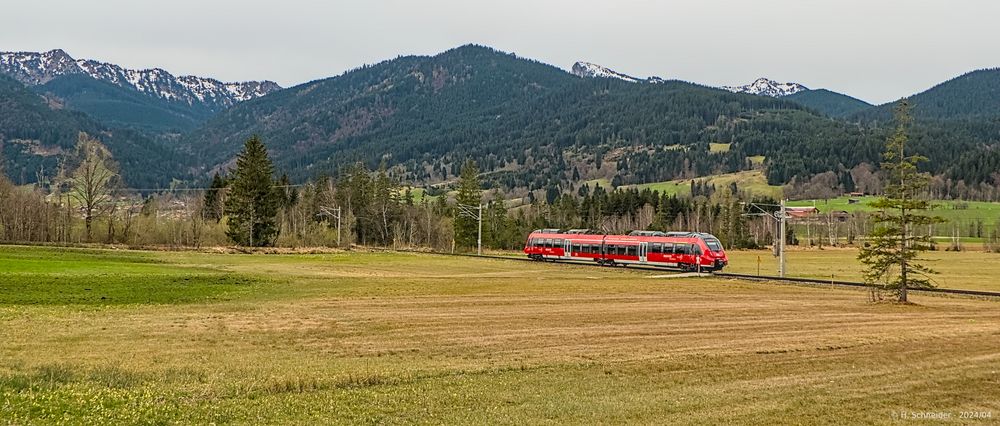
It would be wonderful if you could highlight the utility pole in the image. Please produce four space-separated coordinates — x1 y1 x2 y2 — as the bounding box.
778 199 786 278
457 203 483 256
742 200 789 278
318 206 342 246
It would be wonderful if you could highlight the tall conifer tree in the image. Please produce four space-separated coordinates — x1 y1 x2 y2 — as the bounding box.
225 135 280 247
858 100 944 302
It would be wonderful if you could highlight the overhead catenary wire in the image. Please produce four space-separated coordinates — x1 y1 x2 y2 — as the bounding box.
108 184 306 193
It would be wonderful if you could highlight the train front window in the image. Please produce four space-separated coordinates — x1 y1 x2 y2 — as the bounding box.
705 238 723 252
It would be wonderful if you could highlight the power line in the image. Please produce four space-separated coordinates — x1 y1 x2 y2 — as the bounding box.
108 184 306 193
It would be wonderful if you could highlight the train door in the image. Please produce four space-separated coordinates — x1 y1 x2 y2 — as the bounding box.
564 239 572 259
639 242 648 263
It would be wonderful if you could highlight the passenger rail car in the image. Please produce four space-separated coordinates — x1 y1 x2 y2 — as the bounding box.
523 229 728 271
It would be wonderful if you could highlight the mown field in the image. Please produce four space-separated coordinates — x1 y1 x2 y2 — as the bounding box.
725 248 1000 292
1 246 999 424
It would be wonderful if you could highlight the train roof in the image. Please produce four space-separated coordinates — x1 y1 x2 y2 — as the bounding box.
529 229 719 241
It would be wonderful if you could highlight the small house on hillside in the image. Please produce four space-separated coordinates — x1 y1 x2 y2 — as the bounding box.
786 206 819 218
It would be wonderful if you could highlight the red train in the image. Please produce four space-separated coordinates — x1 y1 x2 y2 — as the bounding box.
523 229 729 272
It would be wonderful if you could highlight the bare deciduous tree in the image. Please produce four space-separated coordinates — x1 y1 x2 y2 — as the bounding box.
68 133 119 242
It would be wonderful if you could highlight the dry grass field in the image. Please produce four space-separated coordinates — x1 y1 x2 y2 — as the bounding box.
1 246 999 424
726 248 1000 292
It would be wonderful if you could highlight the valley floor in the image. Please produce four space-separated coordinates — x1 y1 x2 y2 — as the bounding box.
1 247 998 424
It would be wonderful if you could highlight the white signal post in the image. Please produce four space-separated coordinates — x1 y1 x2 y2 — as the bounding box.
457 203 483 256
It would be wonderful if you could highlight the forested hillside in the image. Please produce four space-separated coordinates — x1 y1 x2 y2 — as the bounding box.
0 74 189 188
183 45 854 192
185 45 1000 198
34 74 215 133
859 68 1000 121
784 89 872 118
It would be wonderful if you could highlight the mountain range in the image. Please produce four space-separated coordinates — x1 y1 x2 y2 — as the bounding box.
0 73 187 189
2 44 999 196
568 61 872 118
0 49 281 132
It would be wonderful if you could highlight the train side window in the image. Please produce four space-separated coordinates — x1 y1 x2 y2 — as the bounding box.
693 245 702 256
664 243 674 254
676 244 688 255
545 239 554 248
651 243 662 253
627 245 637 256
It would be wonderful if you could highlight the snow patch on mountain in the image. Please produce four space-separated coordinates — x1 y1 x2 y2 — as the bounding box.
572 61 641 83
0 49 281 109
723 78 808 97
571 61 665 84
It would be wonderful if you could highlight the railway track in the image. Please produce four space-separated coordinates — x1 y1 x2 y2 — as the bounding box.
408 250 1000 299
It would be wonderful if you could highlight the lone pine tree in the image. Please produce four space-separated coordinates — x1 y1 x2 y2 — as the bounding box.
858 100 944 302
224 135 281 247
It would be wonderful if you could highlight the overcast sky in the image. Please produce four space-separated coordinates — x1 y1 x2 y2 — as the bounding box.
3 0 999 104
